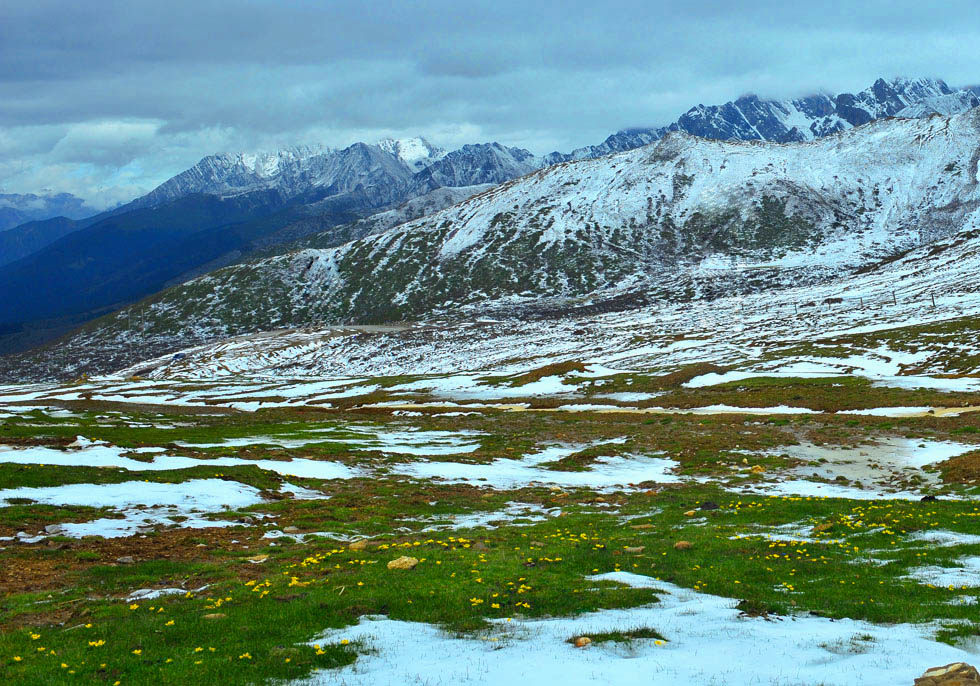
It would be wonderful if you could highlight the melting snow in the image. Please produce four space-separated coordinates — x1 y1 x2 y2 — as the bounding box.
296 572 974 686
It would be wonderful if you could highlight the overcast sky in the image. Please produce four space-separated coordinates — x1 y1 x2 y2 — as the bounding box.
1 0 977 208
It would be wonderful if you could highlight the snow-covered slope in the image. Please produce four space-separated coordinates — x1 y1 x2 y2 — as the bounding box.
896 90 980 118
14 107 979 382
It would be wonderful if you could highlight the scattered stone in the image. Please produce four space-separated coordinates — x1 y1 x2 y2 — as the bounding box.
683 510 697 517
115 556 135 565
921 495 939 502
282 526 301 533
573 636 593 648
530 541 546 547
348 540 369 551
699 501 720 511
914 662 980 686
387 556 419 571
43 524 64 535
673 541 693 551
247 554 269 564
624 546 646 554
203 613 226 620
630 524 654 530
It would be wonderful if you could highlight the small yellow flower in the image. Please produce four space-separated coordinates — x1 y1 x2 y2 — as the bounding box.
129 604 139 611
340 639 349 645
13 656 21 662
132 649 142 655
165 620 174 626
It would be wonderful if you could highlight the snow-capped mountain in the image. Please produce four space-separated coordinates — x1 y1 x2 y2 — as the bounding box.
409 143 541 195
129 138 522 214
19 106 978 381
127 77 977 215
377 137 446 171
547 77 977 164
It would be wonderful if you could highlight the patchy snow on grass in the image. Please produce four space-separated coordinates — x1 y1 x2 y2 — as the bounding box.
907 558 980 588
768 437 972 496
297 572 973 686
0 479 264 538
0 441 361 481
407 502 561 532
390 443 681 492
906 530 980 547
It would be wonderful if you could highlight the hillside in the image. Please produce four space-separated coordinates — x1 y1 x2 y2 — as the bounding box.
5 107 979 382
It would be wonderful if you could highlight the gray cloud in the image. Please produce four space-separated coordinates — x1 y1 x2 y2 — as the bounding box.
1 0 978 208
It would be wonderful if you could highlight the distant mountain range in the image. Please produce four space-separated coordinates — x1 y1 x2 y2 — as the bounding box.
6 103 980 381
0 76 977 363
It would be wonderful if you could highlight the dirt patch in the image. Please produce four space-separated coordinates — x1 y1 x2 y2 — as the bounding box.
0 435 75 448
509 360 586 386
936 451 980 484
0 527 265 595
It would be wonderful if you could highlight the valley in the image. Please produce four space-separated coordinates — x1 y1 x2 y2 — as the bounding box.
3 75 980 685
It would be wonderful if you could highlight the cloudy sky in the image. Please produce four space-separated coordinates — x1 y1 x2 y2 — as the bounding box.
1 0 977 208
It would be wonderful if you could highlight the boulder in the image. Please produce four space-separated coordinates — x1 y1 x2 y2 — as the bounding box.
673 541 693 551
573 636 592 648
914 663 980 686
387 556 419 571
348 540 369 551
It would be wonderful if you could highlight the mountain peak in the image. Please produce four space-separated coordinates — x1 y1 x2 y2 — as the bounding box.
377 136 446 171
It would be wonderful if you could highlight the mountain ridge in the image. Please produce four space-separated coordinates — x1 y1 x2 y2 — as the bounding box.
7 106 979 381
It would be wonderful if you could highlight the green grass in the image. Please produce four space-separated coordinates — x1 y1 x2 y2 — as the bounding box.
3 383 980 684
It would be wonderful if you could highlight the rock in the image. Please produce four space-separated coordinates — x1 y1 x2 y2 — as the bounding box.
914 662 980 685
282 526 301 533
921 495 938 502
247 554 269 564
530 541 546 547
44 524 64 535
673 541 692 551
624 546 645 554
387 556 419 571
699 501 720 511
203 613 226 620
683 510 697 517
115 556 135 565
573 636 592 648
348 540 369 551
630 524 654 530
